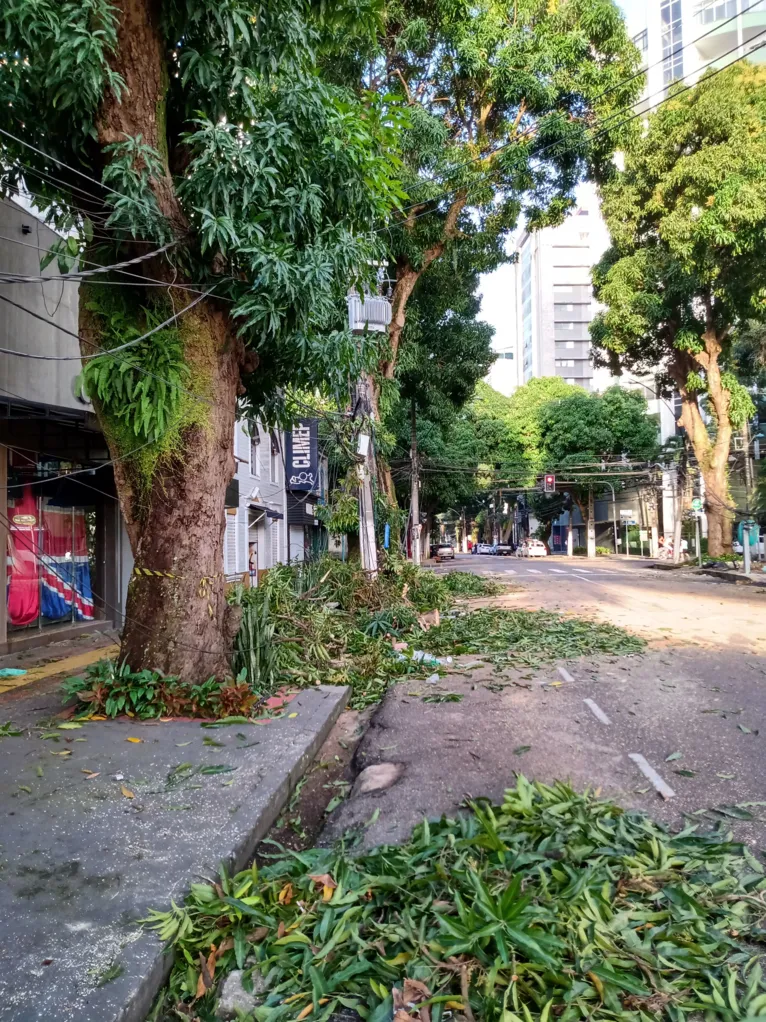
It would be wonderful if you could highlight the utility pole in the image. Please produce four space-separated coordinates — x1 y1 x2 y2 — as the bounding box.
586 486 596 559
353 375 378 578
410 398 421 564
672 443 687 565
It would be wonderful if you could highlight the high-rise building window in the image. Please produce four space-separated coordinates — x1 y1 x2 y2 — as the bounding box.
661 0 683 86
699 0 737 25
633 28 648 59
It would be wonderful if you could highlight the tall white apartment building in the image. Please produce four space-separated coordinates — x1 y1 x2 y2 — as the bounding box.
512 183 611 391
631 0 766 105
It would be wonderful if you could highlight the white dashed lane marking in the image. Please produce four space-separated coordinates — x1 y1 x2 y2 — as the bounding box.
628 753 676 799
557 666 575 683
583 698 611 725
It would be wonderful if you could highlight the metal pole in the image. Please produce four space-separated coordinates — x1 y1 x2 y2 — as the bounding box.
606 483 619 555
744 521 752 576
410 398 420 565
587 486 596 558
625 521 630 557
695 515 702 568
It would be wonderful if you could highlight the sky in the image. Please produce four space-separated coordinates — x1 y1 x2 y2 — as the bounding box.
477 0 637 356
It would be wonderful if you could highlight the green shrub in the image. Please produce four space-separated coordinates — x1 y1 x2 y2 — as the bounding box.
61 660 258 719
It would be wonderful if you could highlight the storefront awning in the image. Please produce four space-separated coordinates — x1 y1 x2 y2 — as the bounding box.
249 503 284 521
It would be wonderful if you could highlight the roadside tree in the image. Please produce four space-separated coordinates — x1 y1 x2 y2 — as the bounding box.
591 63 766 555
344 0 644 492
539 386 660 553
0 1 402 677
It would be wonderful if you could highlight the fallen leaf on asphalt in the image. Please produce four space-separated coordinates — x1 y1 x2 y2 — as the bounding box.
199 765 236 775
82 771 100 779
717 773 736 779
675 769 696 777
514 745 532 755
36 765 43 777
175 741 192 747
126 737 143 744
120 785 135 799
17 785 31 793
288 712 298 719
90 715 107 721
50 750 71 756
202 737 225 747
665 751 682 761
57 722 82 730
738 725 752 734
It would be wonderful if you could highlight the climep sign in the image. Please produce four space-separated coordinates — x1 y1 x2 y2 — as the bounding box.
286 419 318 491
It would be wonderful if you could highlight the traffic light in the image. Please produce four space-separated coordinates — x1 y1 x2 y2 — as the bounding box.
543 473 556 493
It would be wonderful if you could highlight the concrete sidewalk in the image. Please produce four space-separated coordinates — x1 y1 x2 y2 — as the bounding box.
0 681 348 1022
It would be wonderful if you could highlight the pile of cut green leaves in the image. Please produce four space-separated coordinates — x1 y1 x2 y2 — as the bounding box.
229 560 508 710
149 777 766 1022
423 610 645 666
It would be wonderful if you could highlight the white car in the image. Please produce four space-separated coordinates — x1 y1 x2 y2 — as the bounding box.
516 539 548 558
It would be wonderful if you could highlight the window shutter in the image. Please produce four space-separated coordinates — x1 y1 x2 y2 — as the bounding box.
237 507 248 573
224 513 238 574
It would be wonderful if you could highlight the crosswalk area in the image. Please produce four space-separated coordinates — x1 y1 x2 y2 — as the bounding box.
485 566 630 577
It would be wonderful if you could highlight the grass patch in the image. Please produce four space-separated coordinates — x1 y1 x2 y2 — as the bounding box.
147 776 766 1021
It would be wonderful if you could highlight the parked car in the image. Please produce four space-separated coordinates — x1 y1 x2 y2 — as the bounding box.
495 542 513 556
474 542 496 555
435 542 455 560
516 539 548 558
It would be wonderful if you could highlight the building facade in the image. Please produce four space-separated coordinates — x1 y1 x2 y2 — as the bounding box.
630 0 766 107
511 183 611 391
1 197 130 653
2 198 326 652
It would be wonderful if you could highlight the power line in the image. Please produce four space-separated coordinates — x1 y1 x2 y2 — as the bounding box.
0 287 213 360
0 125 179 238
0 237 180 284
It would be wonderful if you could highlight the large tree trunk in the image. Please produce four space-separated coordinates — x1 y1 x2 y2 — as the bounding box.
671 338 734 558
83 299 241 679
81 0 244 677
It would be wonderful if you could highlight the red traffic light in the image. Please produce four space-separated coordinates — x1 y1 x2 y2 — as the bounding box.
543 474 556 493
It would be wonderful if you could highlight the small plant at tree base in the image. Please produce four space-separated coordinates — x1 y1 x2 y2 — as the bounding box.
61 660 258 719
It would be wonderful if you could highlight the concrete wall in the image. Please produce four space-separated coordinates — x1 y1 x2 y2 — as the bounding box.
0 198 91 413
228 419 287 576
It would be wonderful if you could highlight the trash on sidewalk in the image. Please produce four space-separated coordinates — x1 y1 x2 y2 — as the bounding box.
0 668 27 678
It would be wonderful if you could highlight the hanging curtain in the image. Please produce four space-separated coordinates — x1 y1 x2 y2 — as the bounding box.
6 485 40 626
40 505 94 621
